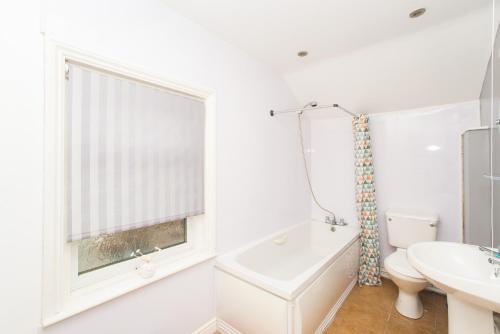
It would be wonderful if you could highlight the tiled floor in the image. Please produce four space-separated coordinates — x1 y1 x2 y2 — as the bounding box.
325 278 448 334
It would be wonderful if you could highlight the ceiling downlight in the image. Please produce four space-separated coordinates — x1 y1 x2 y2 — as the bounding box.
409 8 426 18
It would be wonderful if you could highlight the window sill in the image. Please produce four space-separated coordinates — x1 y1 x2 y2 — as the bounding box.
42 251 216 327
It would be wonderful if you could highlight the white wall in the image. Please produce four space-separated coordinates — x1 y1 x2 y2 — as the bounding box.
284 7 492 114
0 1 44 334
309 101 480 260
0 0 310 333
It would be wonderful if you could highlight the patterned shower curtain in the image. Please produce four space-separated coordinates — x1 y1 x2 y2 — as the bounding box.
352 115 381 286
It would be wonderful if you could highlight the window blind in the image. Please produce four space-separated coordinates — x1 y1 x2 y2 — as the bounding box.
66 63 205 242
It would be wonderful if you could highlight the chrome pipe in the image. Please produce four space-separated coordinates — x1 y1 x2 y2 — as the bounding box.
269 103 359 118
333 104 358 118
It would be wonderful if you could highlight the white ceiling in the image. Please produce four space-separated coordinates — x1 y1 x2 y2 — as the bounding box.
285 8 493 114
162 0 491 73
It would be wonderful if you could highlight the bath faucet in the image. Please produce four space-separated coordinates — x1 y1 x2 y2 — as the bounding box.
324 215 348 231
324 215 337 225
337 218 348 226
488 258 500 279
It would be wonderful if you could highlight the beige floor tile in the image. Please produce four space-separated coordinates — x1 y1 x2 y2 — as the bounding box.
385 318 434 334
420 290 436 312
326 278 448 334
326 317 384 334
388 308 435 333
434 293 447 315
336 302 389 333
388 299 436 332
350 285 396 313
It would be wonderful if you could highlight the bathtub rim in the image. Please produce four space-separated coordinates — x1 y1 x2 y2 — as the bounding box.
215 220 360 300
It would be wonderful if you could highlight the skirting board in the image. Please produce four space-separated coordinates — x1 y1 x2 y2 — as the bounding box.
314 277 357 334
192 318 217 334
216 277 357 334
217 318 241 334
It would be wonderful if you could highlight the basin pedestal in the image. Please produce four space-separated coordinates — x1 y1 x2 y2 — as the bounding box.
448 294 494 334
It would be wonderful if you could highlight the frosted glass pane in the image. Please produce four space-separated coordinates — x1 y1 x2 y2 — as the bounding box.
463 129 491 247
78 219 186 274
492 8 500 249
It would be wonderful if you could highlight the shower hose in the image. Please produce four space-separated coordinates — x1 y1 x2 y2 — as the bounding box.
297 113 336 218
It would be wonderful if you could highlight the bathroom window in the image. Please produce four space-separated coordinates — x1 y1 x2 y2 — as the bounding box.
78 219 186 275
65 61 205 243
42 41 216 325
64 60 207 287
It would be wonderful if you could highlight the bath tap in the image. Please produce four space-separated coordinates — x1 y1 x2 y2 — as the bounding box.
324 215 337 225
324 215 347 231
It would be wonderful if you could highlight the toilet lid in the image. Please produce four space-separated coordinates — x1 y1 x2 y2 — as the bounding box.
384 249 424 279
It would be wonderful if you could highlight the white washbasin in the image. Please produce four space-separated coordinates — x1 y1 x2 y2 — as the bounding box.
407 241 500 313
407 242 500 334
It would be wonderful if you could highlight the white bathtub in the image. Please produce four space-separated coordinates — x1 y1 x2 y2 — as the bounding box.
215 220 360 334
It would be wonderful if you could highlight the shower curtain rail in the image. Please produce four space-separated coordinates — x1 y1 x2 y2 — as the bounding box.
269 104 359 118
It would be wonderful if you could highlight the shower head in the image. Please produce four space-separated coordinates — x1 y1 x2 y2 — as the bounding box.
304 101 318 108
297 101 318 115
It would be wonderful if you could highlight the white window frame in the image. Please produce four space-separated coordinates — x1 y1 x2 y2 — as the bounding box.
70 217 195 290
42 39 216 327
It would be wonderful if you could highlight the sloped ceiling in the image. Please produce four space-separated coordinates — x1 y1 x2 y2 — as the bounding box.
285 8 493 114
163 0 493 113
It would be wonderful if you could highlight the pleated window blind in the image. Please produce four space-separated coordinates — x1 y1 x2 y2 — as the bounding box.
66 62 205 242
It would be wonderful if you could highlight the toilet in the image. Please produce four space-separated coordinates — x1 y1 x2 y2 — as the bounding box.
384 209 438 319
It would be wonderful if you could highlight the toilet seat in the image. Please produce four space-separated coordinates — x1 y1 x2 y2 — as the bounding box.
384 249 424 280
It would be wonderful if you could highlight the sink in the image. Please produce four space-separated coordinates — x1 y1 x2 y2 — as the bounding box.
407 242 500 334
407 242 500 311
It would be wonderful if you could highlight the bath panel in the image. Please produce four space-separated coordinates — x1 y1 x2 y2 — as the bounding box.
216 221 360 333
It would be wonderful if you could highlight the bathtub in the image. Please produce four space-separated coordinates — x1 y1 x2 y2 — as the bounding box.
215 220 360 334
